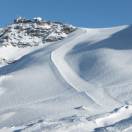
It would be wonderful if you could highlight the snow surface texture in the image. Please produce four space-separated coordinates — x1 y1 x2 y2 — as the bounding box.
0 18 132 131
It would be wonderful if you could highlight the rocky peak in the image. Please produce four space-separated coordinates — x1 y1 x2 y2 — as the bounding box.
0 17 76 47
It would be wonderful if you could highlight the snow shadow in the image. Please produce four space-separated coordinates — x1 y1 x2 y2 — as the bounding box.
72 25 132 53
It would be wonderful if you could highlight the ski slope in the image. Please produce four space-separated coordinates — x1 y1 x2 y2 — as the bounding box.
0 25 132 131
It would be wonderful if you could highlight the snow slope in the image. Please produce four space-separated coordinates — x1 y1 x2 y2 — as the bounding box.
0 23 132 131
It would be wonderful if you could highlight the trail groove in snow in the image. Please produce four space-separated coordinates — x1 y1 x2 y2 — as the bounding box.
51 28 123 108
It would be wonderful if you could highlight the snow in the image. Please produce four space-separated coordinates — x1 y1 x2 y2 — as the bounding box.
123 126 132 132
0 112 15 123
0 23 132 131
95 105 132 127
33 17 43 22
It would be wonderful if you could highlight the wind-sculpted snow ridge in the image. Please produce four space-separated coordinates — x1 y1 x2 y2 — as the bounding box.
0 22 132 132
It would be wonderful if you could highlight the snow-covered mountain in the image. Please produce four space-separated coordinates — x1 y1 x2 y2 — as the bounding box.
0 18 132 132
0 17 75 47
0 17 75 67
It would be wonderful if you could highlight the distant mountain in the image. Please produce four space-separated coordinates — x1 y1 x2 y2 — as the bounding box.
0 18 132 132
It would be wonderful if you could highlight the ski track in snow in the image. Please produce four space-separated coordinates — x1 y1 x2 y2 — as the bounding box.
51 29 121 108
1 25 132 131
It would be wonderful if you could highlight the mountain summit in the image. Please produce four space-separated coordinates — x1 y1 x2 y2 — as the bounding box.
0 17 76 47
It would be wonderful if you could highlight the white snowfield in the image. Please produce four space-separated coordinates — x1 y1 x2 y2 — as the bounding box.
0 25 132 132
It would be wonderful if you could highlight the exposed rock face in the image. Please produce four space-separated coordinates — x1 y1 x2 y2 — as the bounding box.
0 17 76 47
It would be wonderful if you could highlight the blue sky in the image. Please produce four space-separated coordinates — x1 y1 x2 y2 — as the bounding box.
0 0 132 27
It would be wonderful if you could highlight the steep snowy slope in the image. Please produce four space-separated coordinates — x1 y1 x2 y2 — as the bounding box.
0 17 75 67
0 19 132 131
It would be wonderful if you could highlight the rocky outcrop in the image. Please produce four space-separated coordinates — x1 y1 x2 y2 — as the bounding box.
0 17 76 47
